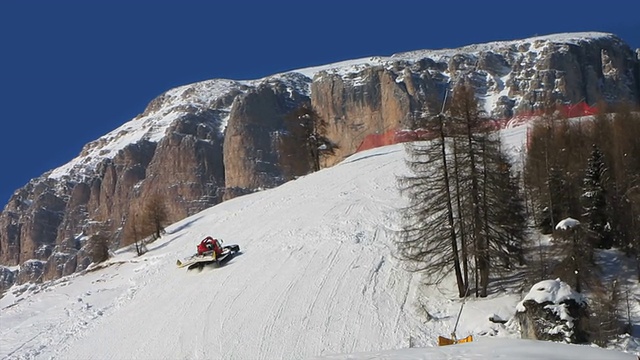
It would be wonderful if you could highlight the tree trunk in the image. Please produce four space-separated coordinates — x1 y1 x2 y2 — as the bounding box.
465 115 487 297
452 137 469 291
438 116 465 297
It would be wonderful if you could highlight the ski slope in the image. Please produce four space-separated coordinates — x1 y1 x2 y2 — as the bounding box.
1 124 638 359
2 144 424 359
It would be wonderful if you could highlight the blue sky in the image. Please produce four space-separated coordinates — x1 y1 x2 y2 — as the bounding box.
1 1 639 204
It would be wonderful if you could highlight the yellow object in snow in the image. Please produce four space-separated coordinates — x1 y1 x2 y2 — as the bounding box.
437 335 473 346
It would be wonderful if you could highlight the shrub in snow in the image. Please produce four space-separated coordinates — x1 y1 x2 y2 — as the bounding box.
515 278 589 343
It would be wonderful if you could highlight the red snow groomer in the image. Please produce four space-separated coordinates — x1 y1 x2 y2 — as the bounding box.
176 236 240 270
197 236 224 256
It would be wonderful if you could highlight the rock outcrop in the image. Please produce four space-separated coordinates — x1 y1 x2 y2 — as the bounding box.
1 32 639 294
0 266 16 296
311 66 418 166
516 279 589 343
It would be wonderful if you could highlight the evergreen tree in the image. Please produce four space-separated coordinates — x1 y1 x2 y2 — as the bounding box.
581 144 612 249
401 83 527 297
397 112 466 297
547 166 570 227
448 84 488 296
123 215 147 256
553 218 594 293
489 154 528 268
587 279 623 346
448 84 527 296
279 104 337 176
524 117 559 234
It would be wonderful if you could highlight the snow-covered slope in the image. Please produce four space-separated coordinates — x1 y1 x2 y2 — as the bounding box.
313 338 635 360
2 124 637 359
1 143 420 359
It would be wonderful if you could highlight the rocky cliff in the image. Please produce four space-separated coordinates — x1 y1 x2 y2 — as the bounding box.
1 32 639 293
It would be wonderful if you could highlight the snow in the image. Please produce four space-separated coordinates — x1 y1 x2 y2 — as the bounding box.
516 279 585 313
481 73 512 116
1 122 638 359
515 279 586 342
555 217 581 231
390 32 616 63
290 32 615 80
313 338 634 360
4 30 638 358
292 56 389 79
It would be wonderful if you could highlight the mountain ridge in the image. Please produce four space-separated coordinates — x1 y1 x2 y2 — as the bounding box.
45 31 636 183
1 31 639 290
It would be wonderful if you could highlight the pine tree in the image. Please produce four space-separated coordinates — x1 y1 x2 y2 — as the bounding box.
397 112 466 297
587 279 623 346
553 218 594 293
524 112 580 234
489 153 528 268
279 104 337 176
123 215 148 256
448 84 528 297
143 194 168 241
581 144 612 249
547 167 569 228
398 83 538 298
448 84 488 296
524 111 559 234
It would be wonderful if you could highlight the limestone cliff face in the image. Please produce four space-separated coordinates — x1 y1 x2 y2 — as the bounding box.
223 75 310 198
0 179 66 266
311 67 415 166
138 111 225 218
1 32 639 294
311 34 640 163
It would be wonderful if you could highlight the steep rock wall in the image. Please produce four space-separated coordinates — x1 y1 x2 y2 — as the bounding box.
223 79 309 198
311 67 415 165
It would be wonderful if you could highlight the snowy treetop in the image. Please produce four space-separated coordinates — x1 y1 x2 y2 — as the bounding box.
555 217 581 231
